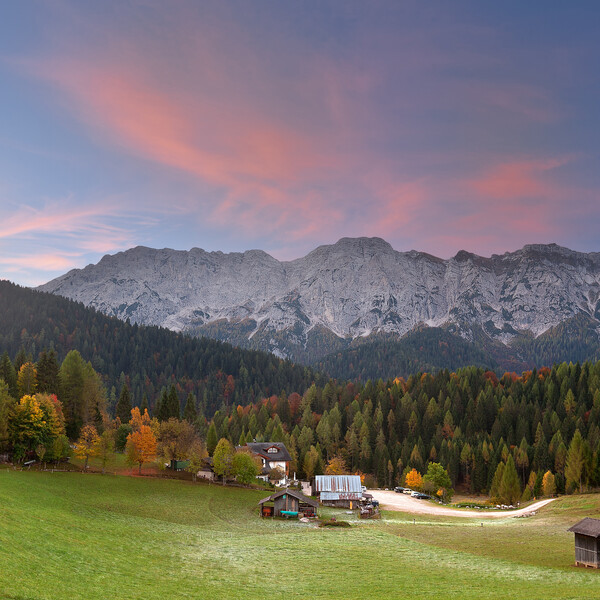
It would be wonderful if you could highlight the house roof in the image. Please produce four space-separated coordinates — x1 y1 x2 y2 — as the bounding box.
313 475 362 494
244 442 291 462
568 517 600 538
258 488 319 508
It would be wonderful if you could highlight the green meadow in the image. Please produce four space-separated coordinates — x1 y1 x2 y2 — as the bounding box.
1 470 599 600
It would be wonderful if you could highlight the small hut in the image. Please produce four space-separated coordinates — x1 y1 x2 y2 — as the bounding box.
259 488 318 518
568 517 600 568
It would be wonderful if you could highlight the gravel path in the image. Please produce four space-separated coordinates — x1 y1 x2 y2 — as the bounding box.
368 490 556 518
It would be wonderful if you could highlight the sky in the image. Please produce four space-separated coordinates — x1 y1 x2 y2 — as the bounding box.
1 1 599 286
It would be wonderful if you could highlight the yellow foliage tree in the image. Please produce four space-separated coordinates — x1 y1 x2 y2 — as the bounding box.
74 424 100 470
17 362 37 397
325 455 348 475
542 470 556 497
126 424 157 475
405 468 423 491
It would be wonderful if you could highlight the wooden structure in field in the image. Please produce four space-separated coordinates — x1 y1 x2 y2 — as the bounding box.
259 488 318 518
568 517 600 568
312 475 363 508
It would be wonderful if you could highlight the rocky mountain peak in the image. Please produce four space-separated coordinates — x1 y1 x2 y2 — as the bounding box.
38 239 600 362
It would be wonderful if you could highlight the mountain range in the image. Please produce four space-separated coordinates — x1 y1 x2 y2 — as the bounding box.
39 238 600 376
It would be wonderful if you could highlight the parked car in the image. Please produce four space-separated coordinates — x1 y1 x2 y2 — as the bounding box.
394 486 405 493
411 492 431 499
402 488 413 495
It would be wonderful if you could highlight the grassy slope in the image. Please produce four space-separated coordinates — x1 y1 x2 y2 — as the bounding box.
1 471 599 600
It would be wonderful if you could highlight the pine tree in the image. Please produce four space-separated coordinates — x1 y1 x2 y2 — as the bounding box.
116 384 132 424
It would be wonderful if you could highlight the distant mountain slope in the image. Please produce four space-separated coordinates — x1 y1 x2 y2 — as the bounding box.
0 281 322 414
39 238 600 369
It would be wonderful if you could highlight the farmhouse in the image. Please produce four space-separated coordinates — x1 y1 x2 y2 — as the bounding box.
196 457 216 481
312 475 363 508
240 442 291 486
568 517 600 568
259 488 319 518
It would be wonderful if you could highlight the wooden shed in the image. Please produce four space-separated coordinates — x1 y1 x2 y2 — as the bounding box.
259 488 318 518
568 517 600 568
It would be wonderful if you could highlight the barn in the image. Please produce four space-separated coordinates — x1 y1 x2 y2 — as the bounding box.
259 488 319 518
312 475 363 509
568 517 600 568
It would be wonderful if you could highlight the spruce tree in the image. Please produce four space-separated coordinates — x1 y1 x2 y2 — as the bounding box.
157 389 170 422
116 384 132 424
206 422 218 456
183 393 198 423
36 349 60 395
167 385 180 420
0 352 18 399
140 394 149 415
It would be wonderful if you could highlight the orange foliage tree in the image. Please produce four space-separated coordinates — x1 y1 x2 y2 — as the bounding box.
405 468 423 491
325 455 348 475
126 424 157 474
74 424 100 470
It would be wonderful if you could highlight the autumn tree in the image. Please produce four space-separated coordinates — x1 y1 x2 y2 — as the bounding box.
542 471 556 497
75 424 100 470
8 394 65 461
325 455 348 475
405 468 423 491
126 425 157 475
213 438 234 485
17 362 37 397
186 439 208 482
158 418 196 463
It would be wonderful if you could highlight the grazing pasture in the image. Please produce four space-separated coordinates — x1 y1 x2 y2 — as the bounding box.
1 470 599 599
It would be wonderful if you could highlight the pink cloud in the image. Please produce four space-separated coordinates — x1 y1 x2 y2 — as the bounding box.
468 157 572 200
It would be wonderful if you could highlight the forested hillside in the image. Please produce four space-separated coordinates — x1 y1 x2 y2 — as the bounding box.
221 362 600 497
0 281 322 415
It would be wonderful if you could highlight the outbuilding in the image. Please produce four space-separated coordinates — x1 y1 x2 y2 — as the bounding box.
568 517 600 568
259 488 318 518
312 475 363 509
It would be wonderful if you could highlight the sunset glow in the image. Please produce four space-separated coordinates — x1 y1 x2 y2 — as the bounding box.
1 1 599 284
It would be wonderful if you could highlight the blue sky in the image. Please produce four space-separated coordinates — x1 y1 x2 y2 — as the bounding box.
1 1 599 285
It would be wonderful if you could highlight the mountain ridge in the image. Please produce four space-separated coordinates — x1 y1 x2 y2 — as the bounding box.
39 238 600 366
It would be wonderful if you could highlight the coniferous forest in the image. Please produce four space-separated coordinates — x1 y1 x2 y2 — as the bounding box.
1 279 599 500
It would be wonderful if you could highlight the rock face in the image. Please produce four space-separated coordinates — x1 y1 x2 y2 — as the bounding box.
39 238 600 361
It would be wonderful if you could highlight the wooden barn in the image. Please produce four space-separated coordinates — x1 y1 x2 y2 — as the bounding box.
568 518 600 568
312 475 363 509
259 488 318 518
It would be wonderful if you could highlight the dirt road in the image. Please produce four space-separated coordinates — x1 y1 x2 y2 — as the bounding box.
368 490 556 518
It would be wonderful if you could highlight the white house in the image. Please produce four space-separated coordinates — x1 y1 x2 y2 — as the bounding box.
240 442 292 486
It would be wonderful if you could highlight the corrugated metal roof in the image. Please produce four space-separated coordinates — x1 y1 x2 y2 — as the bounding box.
320 491 362 501
313 475 362 493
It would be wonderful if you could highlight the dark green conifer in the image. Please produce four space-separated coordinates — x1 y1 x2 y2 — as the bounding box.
116 384 132 424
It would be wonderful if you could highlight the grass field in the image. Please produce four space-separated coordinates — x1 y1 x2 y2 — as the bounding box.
1 470 599 600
